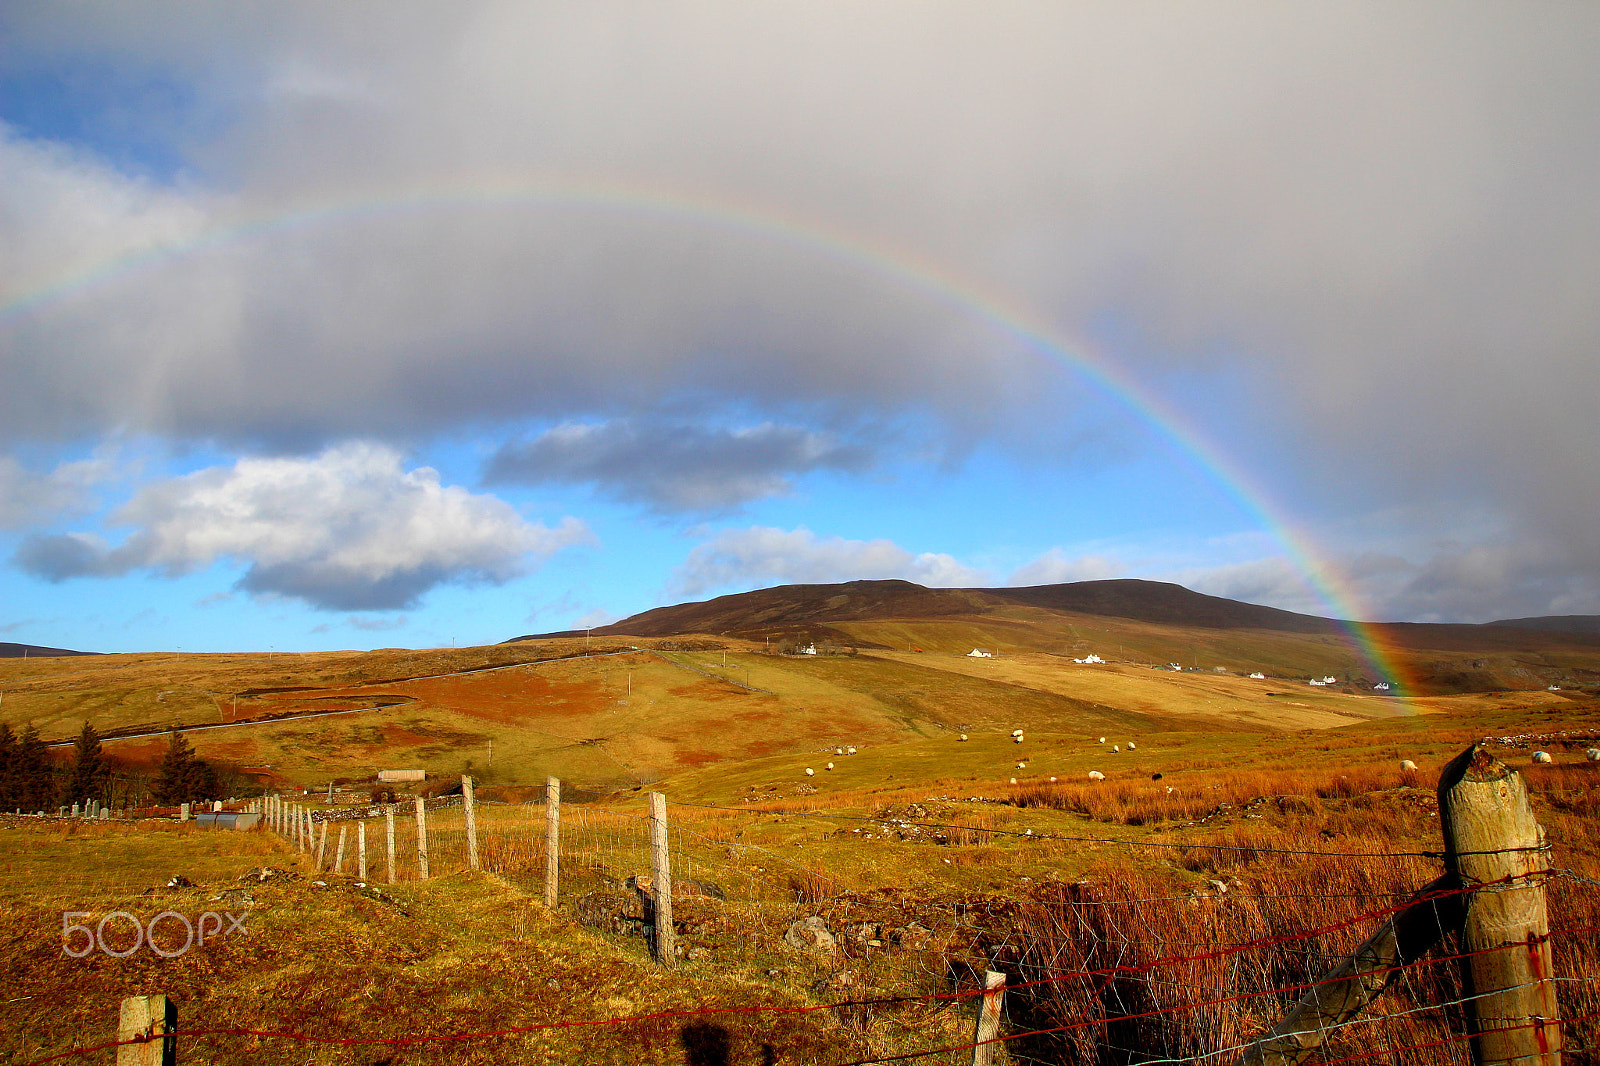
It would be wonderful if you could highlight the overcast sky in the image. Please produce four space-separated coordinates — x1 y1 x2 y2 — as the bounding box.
2 2 1596 653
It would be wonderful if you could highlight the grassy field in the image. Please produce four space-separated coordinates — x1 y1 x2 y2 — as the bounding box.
1 691 1597 1063
3 634 1598 1063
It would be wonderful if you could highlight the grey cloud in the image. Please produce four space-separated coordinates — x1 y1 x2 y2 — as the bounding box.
485 421 874 513
1 4 1596 618
12 443 593 610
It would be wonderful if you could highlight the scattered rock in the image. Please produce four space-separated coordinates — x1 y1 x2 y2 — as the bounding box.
783 916 837 954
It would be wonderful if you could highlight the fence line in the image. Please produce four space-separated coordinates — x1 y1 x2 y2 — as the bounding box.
235 747 1596 1065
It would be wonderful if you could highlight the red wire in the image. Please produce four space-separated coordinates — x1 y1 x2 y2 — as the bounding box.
19 880 1594 1064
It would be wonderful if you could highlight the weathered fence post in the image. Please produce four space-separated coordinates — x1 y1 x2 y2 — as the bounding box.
117 994 175 1066
1236 874 1466 1065
315 822 328 869
358 821 368 881
385 807 397 883
415 794 430 879
649 791 675 968
1439 744 1561 1065
544 776 561 909
335 825 347 874
462 775 480 871
971 970 1006 1066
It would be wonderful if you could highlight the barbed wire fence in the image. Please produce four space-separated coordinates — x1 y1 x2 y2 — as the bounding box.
224 744 1600 1064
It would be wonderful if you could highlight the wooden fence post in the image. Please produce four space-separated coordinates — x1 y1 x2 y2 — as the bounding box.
386 807 397 883
315 822 328 869
649 791 675 968
1439 744 1561 1065
1236 874 1466 1065
971 970 1006 1066
117 994 175 1066
544 776 560 909
358 821 368 881
335 825 347 874
462 775 480 871
415 795 430 879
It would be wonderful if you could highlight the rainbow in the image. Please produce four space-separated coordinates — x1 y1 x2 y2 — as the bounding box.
2 176 1414 699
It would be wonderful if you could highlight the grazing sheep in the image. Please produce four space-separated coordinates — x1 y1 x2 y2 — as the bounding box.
1098 737 1105 744
1015 735 1024 744
1011 729 1024 737
847 746 857 755
826 762 835 770
1087 771 1105 781
959 733 968 741
1049 776 1057 783
1015 762 1027 770
1587 749 1600 762
1400 760 1418 771
1112 745 1121 753
805 767 815 776
835 747 844 755
1532 751 1553 764
1128 741 1136 751
1009 777 1017 784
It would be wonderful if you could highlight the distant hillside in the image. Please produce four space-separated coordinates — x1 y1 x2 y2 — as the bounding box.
985 580 1344 634
1487 615 1600 636
556 578 1345 642
0 642 95 658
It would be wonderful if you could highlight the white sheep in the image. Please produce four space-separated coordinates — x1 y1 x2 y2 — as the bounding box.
1400 759 1418 771
1098 737 1105 744
958 733 968 741
1009 777 1017 784
1016 762 1027 770
805 767 815 776
1014 735 1024 744
1049 776 1057 783
835 747 844 755
1127 741 1136 751
1087 771 1105 781
826 762 835 770
847 746 857 755
1113 745 1121 753
1587 749 1600 762
1532 751 1553 764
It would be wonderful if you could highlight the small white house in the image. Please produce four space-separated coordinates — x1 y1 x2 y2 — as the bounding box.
968 648 992 658
1248 672 1266 680
1309 679 1326 686
1374 682 1391 692
1073 653 1104 664
800 644 817 655
1322 676 1337 685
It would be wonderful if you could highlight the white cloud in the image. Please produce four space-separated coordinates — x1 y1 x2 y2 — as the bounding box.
0 454 116 529
669 526 988 599
1007 549 1124 587
13 443 591 610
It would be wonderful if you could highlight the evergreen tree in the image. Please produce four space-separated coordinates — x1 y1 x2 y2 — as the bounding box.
13 727 55 812
151 729 220 805
62 721 111 807
0 723 16 810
